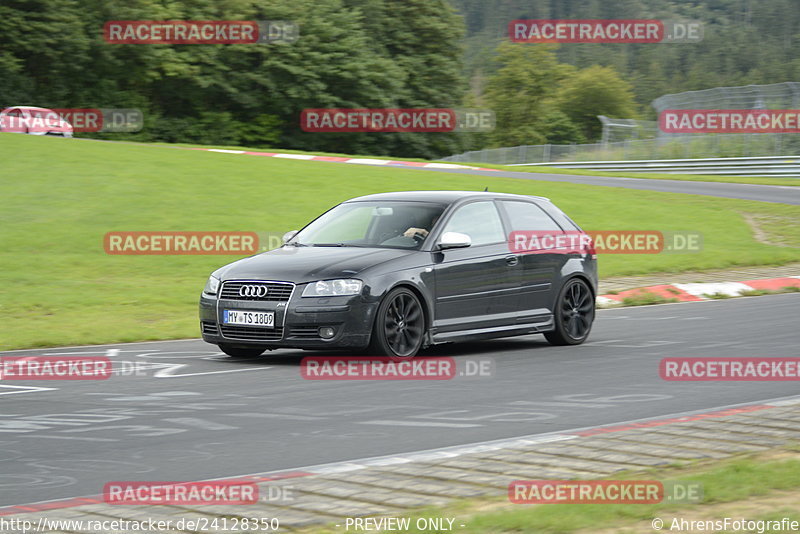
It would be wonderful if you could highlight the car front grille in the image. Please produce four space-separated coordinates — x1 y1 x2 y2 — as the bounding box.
201 321 218 335
220 281 294 302
220 325 284 341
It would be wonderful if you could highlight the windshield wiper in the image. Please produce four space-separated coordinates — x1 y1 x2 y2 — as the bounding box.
312 243 347 247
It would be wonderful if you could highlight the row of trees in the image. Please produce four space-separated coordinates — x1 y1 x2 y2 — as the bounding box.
0 0 468 158
2 0 794 156
452 0 800 114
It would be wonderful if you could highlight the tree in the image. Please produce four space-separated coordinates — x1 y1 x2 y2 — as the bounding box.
484 42 574 146
540 109 585 144
557 65 638 141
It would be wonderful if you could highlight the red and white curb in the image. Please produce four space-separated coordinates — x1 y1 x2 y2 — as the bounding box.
597 276 800 307
192 147 499 172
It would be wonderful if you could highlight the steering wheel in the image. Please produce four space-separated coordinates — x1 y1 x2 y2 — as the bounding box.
410 231 427 243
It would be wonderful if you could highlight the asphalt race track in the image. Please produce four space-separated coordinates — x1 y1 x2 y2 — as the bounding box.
412 166 800 205
1 293 798 509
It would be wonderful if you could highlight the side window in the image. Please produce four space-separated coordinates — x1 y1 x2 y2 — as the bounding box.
501 201 562 231
441 201 505 246
6 109 22 117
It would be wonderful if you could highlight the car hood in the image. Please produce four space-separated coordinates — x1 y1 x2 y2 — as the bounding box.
214 246 414 283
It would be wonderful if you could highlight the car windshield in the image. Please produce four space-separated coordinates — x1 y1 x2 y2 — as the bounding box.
28 110 60 121
289 201 446 250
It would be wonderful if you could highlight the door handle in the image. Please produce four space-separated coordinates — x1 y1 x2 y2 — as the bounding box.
505 255 519 266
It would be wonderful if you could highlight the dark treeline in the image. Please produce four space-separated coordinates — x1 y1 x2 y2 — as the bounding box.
451 0 800 113
1 0 797 155
0 0 468 157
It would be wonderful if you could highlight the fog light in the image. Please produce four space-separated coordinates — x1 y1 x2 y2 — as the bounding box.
318 327 335 339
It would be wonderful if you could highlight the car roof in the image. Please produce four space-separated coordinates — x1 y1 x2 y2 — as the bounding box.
3 106 53 111
345 190 550 204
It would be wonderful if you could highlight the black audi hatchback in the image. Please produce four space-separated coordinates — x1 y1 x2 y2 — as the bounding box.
200 191 597 358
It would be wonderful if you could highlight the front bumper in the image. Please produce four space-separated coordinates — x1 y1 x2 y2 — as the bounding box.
199 285 376 349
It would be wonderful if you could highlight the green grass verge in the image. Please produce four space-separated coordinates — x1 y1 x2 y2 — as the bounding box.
620 291 680 307
298 453 800 534
705 286 800 299
2 133 800 349
104 139 431 162
88 139 800 186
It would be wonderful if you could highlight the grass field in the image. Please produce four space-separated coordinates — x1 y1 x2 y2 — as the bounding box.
2 133 800 349
297 451 800 534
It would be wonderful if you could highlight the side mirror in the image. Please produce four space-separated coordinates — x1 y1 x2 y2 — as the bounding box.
437 231 471 250
282 230 299 244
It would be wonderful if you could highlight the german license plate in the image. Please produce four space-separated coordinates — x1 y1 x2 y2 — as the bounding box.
223 310 274 328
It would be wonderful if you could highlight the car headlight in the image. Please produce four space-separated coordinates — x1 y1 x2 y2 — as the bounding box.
302 279 362 297
203 275 221 296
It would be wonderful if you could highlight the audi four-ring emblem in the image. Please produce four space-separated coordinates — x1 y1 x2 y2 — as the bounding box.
239 285 269 297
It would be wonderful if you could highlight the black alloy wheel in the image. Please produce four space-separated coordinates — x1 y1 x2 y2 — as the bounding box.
369 287 425 358
545 278 594 345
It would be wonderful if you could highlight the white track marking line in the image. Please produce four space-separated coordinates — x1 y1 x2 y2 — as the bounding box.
1 338 200 353
273 153 316 160
0 385 57 396
423 163 477 169
345 158 392 165
22 435 118 442
152 366 273 378
358 420 482 428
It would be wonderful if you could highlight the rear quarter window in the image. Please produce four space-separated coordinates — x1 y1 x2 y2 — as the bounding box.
500 200 563 231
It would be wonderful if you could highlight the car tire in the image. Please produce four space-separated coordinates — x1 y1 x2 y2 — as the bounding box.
368 287 426 358
218 343 266 358
544 277 595 346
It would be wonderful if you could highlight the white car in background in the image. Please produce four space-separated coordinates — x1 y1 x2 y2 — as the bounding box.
0 106 73 137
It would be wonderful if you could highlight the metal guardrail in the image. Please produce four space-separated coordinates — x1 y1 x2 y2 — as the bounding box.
508 156 800 177
441 134 800 166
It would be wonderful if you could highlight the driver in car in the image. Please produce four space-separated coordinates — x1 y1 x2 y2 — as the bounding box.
403 226 429 238
403 215 440 240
